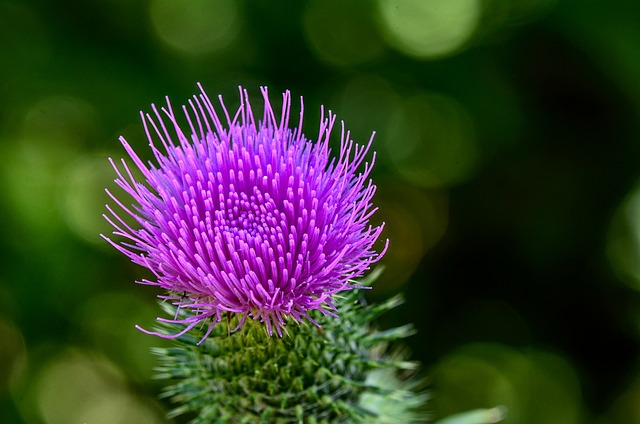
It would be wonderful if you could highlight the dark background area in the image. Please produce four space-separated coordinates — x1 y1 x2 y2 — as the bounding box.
2 0 640 422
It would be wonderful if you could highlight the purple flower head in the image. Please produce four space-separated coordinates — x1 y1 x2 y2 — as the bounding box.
103 85 387 340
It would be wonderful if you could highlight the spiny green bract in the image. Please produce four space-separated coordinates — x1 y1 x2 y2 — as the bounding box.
151 282 428 423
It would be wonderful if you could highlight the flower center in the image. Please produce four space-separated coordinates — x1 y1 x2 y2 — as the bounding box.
215 187 280 241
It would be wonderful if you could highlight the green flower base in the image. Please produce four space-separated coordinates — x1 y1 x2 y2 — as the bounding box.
151 276 428 423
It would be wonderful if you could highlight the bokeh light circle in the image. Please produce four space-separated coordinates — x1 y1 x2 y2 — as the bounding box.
606 182 640 292
386 91 479 188
0 317 26 395
150 0 240 55
376 0 481 59
335 74 401 146
1 96 99 241
60 154 121 245
75 291 169 380
434 343 583 423
34 350 164 424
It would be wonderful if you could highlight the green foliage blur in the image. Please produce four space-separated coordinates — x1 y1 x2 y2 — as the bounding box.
1 0 640 423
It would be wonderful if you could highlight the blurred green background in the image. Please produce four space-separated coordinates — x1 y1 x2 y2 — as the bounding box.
2 0 640 422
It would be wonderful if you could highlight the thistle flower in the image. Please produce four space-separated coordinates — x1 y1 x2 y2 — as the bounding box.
103 84 387 340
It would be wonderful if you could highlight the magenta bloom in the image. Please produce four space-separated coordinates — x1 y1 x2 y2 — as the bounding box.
103 85 386 340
